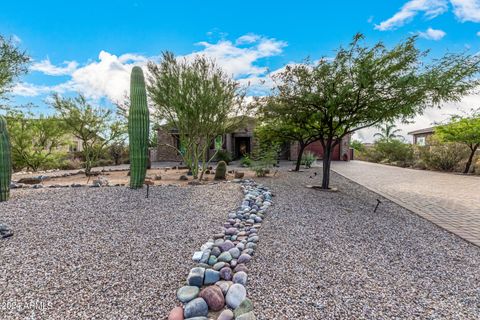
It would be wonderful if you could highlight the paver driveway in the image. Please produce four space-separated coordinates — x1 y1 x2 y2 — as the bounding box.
330 161 480 247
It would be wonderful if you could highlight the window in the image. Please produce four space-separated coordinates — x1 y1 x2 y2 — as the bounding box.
417 136 426 146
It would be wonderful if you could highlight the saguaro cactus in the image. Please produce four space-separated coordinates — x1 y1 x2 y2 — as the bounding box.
0 116 12 201
128 66 150 189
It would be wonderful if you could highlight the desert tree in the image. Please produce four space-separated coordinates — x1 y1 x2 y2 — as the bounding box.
51 94 125 175
147 52 246 180
272 34 480 189
0 35 29 105
6 109 67 171
255 96 322 171
435 109 480 174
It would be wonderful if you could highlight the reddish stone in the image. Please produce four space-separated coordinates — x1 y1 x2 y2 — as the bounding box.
199 285 225 311
234 264 249 273
168 306 184 320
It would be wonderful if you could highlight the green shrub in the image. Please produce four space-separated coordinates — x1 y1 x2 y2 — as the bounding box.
251 145 279 177
215 149 232 164
301 151 316 168
365 139 414 166
417 136 469 171
240 154 252 167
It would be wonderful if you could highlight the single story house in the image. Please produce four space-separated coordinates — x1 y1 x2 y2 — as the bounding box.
156 119 352 162
408 127 435 146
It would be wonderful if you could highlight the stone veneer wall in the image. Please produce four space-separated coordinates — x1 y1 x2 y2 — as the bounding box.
157 129 182 161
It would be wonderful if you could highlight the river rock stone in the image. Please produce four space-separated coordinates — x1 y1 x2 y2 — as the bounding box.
204 269 220 285
199 285 225 311
219 240 235 252
234 264 248 273
217 251 233 263
232 271 248 285
234 298 254 318
228 247 241 259
218 309 234 320
220 266 233 281
177 286 199 303
236 311 256 320
213 262 226 271
225 283 246 309
183 298 208 318
208 255 218 266
211 246 221 257
215 280 233 295
187 267 205 287
237 254 251 264
168 306 184 320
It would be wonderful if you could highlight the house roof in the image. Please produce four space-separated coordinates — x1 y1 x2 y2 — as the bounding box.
407 127 435 135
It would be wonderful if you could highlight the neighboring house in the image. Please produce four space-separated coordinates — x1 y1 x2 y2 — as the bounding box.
156 119 352 162
408 127 435 146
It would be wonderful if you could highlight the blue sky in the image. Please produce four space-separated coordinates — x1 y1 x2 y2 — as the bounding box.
2 0 480 141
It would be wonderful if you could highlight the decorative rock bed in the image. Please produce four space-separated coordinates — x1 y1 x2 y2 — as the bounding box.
168 179 273 320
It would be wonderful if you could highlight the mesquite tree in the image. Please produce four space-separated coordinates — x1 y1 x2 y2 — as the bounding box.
51 94 125 175
148 52 246 180
255 97 322 171
435 109 480 174
0 35 29 103
272 34 480 189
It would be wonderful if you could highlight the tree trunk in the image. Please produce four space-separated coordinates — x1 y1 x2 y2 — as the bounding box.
464 144 478 174
294 143 306 171
321 139 333 189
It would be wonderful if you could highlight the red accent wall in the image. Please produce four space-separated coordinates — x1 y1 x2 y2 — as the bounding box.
304 141 342 160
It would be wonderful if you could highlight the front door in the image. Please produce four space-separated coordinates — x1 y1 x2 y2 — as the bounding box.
235 137 251 159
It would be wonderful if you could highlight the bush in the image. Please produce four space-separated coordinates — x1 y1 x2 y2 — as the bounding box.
301 151 316 168
60 158 84 170
251 145 279 177
417 140 470 172
95 159 114 167
364 139 414 166
240 154 252 167
215 149 232 164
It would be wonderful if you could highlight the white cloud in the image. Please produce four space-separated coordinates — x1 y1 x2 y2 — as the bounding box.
183 35 287 78
376 0 480 30
451 0 480 22
236 34 260 45
375 0 448 31
477 31 480 36
31 59 79 76
13 34 287 103
66 51 148 102
418 27 447 40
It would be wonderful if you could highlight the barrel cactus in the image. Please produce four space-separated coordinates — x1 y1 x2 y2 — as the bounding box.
128 66 150 189
215 161 227 180
0 116 12 202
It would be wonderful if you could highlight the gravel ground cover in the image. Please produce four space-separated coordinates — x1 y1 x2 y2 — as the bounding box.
0 184 241 319
250 170 480 320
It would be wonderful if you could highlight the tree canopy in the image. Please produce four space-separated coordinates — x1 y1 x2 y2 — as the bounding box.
6 110 67 171
51 94 125 175
147 52 247 179
270 33 480 188
435 109 480 174
0 35 29 103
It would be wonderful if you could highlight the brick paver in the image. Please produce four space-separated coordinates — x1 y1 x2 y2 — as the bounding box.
330 161 480 247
